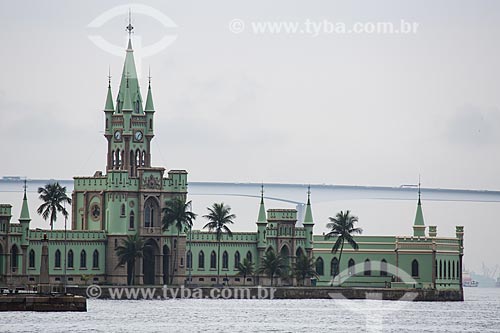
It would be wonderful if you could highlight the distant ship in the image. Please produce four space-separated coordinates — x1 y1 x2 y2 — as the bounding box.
463 270 479 287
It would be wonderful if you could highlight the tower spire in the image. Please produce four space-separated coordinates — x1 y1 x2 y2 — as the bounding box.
19 179 30 221
257 183 266 223
303 185 314 225
413 176 425 237
105 68 114 111
145 67 155 112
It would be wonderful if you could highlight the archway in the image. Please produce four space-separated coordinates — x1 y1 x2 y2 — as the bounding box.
143 239 158 285
280 245 290 267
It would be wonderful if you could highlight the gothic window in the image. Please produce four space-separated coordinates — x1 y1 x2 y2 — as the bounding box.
129 150 135 175
234 251 240 268
68 250 74 268
364 259 371 276
296 248 304 258
121 150 125 169
115 150 121 167
120 204 126 217
55 249 61 268
149 119 152 130
198 251 205 269
246 251 252 263
381 259 388 276
315 257 324 276
144 198 158 228
11 245 18 271
29 249 35 268
210 251 217 269
187 250 192 269
129 211 135 229
439 260 442 279
136 149 141 167
411 259 419 277
452 261 455 279
444 261 447 279
80 250 87 268
348 259 355 275
93 250 99 269
448 260 451 279
222 251 229 269
106 118 109 129
331 257 339 277
135 101 140 113
142 150 146 166
111 150 115 167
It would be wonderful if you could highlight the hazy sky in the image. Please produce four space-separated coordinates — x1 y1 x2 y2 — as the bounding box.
1 0 499 189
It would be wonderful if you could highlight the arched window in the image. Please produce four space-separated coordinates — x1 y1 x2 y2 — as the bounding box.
411 259 419 277
348 259 355 275
439 260 442 279
121 150 125 169
222 251 229 269
149 119 153 129
111 150 115 167
315 257 324 275
234 251 240 268
448 260 451 279
142 150 146 166
116 150 121 167
444 261 447 279
246 251 252 263
186 250 192 269
93 250 99 269
129 211 135 229
136 149 141 167
296 247 304 258
29 249 35 268
364 259 371 276
129 150 135 175
68 250 74 268
11 245 19 271
210 251 217 269
80 250 87 268
381 259 388 276
198 251 205 269
55 249 61 268
106 118 109 129
121 204 126 216
144 198 158 228
331 257 339 277
452 261 455 279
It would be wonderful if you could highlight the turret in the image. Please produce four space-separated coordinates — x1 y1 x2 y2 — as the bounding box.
144 74 155 137
413 185 426 237
19 182 31 247
303 186 314 252
256 185 267 249
104 73 114 136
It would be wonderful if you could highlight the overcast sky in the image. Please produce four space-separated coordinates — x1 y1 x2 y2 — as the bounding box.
0 0 499 189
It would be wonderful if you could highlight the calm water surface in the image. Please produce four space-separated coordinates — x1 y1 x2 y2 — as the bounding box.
2 288 499 332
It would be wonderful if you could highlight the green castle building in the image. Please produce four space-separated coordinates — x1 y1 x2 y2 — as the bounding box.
0 26 464 291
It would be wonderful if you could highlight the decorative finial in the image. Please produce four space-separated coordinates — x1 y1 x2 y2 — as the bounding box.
418 175 421 205
260 183 264 203
148 66 152 86
22 178 27 200
107 66 112 88
307 185 311 204
126 9 134 37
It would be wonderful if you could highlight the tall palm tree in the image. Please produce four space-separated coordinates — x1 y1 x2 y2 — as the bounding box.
258 249 288 286
293 254 319 286
37 182 71 230
236 257 255 286
162 198 197 284
203 203 235 285
325 210 363 281
115 234 146 285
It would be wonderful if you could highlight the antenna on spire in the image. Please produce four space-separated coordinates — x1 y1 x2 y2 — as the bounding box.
23 178 27 199
307 185 311 204
126 8 134 37
260 183 264 203
148 66 152 86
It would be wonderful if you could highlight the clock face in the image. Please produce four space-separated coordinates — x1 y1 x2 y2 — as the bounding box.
114 131 122 140
134 131 143 141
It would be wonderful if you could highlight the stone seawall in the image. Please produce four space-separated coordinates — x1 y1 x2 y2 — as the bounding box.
68 286 463 302
0 295 87 311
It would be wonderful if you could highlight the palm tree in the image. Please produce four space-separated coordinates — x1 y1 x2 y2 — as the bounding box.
236 257 255 286
115 234 146 285
203 203 235 285
258 249 288 286
37 182 71 230
325 210 363 282
293 254 319 286
162 198 197 284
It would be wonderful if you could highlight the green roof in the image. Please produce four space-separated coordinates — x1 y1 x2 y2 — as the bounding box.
19 190 30 221
413 198 425 237
257 195 266 223
116 38 143 113
303 194 314 225
145 83 155 112
104 83 114 111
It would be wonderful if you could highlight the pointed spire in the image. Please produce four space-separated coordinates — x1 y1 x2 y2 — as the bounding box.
257 184 266 223
413 177 425 237
303 185 314 225
104 68 114 111
19 179 30 222
145 68 155 112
